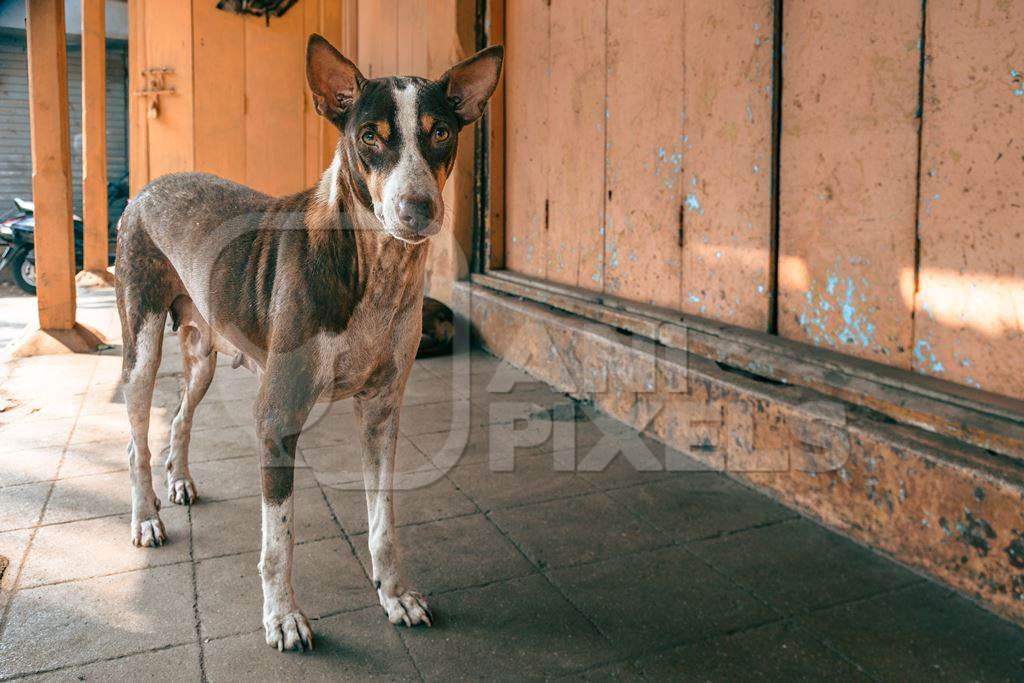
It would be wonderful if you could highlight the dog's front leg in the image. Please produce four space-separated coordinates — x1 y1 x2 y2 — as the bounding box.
356 391 432 627
255 355 317 652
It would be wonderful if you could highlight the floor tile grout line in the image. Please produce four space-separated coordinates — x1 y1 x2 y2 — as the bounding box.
670 538 918 682
332 441 926 677
10 531 349 592
399 407 819 652
0 448 261 490
546 615 796 681
181 567 933 681
434 446 620 647
186 505 209 683
312 474 428 683
1 480 327 535
387 414 633 652
0 353 101 643
484 506 621 645
0 639 197 682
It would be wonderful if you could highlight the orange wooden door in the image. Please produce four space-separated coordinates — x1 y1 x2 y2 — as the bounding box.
502 1 775 321
777 1 922 367
503 0 549 280
193 0 246 184
680 0 774 329
913 0 1024 399
245 4 307 196
140 0 195 180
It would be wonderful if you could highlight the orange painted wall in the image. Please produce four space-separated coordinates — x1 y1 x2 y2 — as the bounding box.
129 0 344 195
681 0 773 329
778 1 922 369
501 1 1023 401
504 0 775 322
503 0 549 280
913 1 1024 398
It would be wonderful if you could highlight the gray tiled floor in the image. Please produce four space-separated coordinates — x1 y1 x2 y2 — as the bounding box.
1 296 1023 680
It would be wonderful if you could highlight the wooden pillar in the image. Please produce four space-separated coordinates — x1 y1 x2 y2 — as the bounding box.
25 0 76 329
79 0 113 285
13 0 103 356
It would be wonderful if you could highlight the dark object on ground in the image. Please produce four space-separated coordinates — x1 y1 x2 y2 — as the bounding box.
418 297 454 358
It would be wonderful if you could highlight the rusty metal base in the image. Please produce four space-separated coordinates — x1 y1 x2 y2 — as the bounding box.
454 281 1024 625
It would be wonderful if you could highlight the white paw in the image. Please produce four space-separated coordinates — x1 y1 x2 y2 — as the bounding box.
167 475 198 505
380 588 432 627
264 611 314 652
131 515 166 547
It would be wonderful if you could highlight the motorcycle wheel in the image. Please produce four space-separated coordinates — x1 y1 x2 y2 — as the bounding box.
11 248 36 296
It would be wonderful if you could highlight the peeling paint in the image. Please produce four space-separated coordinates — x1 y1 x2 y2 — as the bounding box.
1006 530 1024 569
956 511 997 557
914 339 945 375
797 261 879 351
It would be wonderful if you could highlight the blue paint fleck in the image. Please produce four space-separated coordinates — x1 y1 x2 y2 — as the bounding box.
684 193 704 215
914 339 945 375
799 264 878 350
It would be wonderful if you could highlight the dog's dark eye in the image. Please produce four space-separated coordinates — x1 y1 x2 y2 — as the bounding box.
361 130 377 145
433 127 450 143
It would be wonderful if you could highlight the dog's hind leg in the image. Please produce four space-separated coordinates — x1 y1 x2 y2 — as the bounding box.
116 213 184 547
165 314 216 505
122 311 168 546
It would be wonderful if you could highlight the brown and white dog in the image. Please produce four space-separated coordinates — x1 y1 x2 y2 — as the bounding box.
115 34 502 652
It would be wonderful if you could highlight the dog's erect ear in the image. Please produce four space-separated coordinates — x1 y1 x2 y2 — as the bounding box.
438 45 504 127
306 34 364 122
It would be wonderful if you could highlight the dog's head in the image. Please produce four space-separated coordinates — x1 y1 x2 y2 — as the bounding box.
306 34 503 244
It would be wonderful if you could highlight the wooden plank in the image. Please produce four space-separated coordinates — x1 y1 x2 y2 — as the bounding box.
340 0 359 61
914 1 1024 401
127 0 149 194
81 0 108 273
244 6 305 196
193 0 246 183
680 0 773 330
143 0 195 179
476 269 1024 459
604 0 684 309
357 0 398 78
303 0 323 187
485 0 505 270
25 0 76 329
778 1 921 367
397 0 428 76
319 0 343 169
503 0 549 279
545 0 605 292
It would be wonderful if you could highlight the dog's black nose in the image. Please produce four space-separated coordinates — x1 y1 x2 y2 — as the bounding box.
398 196 436 234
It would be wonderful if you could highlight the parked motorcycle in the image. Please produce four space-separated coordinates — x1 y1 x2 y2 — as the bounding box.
0 175 128 295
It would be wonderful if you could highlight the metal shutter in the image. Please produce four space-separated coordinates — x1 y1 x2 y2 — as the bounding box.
0 33 129 215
